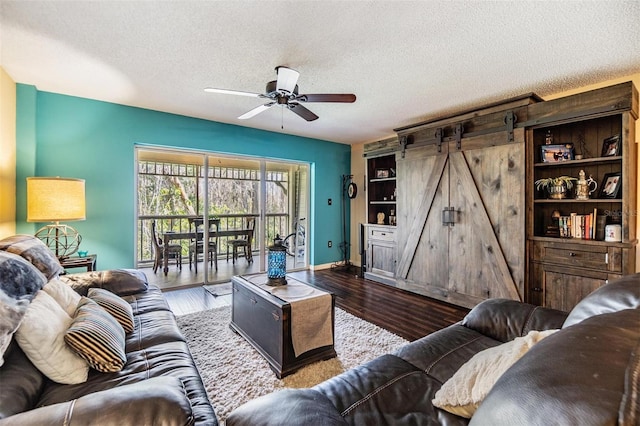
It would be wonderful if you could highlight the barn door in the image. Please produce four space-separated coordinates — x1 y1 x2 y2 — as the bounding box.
396 130 524 308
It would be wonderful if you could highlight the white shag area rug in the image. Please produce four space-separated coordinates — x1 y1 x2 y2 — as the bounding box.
176 306 408 423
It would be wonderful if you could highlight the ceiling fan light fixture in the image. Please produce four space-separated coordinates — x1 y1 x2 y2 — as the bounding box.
274 66 300 94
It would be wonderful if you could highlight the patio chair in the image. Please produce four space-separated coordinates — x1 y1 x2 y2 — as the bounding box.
151 221 182 273
227 217 255 264
188 217 218 271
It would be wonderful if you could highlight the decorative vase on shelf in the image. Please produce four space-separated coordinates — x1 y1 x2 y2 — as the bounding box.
376 212 385 225
548 183 567 199
535 176 577 200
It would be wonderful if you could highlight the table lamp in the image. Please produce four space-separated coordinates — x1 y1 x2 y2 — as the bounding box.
27 177 86 259
267 235 287 286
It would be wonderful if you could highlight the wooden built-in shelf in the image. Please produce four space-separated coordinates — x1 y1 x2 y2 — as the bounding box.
530 235 635 247
369 177 397 183
533 156 622 168
534 199 622 204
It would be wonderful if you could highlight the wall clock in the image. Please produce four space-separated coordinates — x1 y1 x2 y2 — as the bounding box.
347 182 358 199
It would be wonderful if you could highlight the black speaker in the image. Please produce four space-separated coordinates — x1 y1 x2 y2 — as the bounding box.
359 223 366 276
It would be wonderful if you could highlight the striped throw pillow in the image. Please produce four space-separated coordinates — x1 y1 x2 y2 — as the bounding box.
65 297 126 372
87 288 134 333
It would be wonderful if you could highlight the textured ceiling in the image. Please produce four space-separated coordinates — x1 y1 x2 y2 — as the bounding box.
1 1 639 145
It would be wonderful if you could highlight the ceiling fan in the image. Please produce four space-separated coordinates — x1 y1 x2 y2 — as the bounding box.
205 66 356 122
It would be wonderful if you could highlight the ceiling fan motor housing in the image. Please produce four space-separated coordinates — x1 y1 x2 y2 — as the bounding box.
266 80 299 97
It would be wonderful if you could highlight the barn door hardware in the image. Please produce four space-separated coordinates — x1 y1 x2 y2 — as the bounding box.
454 124 463 150
435 128 443 153
399 135 409 158
442 206 458 227
504 111 516 143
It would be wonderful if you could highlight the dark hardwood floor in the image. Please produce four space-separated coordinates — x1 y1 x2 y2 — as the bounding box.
288 268 469 341
164 267 469 341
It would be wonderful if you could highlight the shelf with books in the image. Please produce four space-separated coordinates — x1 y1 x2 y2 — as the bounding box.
525 82 637 311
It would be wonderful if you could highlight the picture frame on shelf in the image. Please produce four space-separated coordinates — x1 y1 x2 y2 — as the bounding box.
601 135 621 157
598 172 622 199
375 169 389 179
540 143 575 163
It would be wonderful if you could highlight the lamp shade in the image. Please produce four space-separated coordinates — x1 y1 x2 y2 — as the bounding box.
27 177 86 222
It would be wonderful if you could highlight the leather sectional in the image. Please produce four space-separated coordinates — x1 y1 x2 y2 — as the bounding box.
227 274 640 425
0 268 217 426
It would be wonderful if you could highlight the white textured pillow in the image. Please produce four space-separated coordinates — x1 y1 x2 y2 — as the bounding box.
432 329 558 418
43 278 81 317
14 291 89 384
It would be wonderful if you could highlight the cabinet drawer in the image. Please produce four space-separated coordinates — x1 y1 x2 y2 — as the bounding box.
543 247 607 269
532 241 622 272
368 226 395 242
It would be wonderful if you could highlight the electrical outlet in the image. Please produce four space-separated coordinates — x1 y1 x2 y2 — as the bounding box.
328 241 332 248
328 198 332 205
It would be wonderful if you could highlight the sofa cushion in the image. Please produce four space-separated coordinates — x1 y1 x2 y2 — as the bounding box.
65 297 126 372
0 235 63 280
563 273 640 327
470 309 640 425
88 288 134 333
7 377 195 426
59 269 148 296
432 329 557 418
462 298 567 343
0 251 47 366
14 290 89 384
395 324 500 385
314 354 443 425
227 389 348 426
43 278 82 317
0 340 45 420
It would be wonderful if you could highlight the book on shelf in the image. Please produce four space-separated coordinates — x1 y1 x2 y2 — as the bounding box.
558 208 601 240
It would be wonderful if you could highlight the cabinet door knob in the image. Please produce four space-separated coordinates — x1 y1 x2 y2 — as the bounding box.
533 287 543 292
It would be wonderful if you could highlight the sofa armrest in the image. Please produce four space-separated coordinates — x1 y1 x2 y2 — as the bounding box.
0 377 194 426
59 269 148 296
462 299 567 343
226 389 347 426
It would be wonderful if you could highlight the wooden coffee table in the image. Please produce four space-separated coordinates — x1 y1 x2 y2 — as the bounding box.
229 274 336 378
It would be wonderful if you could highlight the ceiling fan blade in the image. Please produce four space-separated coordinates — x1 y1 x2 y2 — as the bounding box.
204 87 263 98
297 93 356 103
238 103 275 120
288 103 319 121
275 66 300 94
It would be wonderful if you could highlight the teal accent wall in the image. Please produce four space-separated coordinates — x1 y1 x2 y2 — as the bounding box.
15 85 351 270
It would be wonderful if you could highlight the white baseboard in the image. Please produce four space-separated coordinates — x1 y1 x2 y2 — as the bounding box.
310 263 334 271
311 260 362 271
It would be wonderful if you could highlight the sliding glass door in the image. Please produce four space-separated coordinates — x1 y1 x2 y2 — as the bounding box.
204 155 261 283
263 161 308 270
135 147 309 289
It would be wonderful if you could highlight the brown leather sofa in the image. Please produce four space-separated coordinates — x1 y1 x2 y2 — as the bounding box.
0 269 217 426
227 274 640 425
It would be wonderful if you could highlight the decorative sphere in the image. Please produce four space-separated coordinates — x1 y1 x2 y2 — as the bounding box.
35 224 82 257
